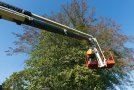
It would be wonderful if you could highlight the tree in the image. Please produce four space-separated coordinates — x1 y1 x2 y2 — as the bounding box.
3 0 134 90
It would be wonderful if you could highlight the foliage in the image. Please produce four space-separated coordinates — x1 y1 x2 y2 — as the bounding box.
3 0 134 90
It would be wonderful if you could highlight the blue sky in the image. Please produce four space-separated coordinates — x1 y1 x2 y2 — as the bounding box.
0 0 134 87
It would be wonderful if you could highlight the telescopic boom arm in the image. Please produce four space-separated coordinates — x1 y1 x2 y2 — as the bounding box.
0 1 107 68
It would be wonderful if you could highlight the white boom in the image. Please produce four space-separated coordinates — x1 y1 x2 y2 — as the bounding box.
0 1 107 68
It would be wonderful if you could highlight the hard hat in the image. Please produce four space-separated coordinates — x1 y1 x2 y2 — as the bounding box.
87 49 94 54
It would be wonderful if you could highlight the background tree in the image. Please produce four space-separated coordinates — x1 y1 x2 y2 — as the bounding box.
3 0 134 90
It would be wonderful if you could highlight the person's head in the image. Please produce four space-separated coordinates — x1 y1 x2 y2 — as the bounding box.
87 49 94 55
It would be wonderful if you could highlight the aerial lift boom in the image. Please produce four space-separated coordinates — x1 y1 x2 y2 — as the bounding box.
0 1 115 68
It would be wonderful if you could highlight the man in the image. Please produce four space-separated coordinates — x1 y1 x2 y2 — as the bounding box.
85 49 98 68
86 49 96 62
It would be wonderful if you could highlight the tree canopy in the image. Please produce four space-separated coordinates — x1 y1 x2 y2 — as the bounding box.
3 0 134 90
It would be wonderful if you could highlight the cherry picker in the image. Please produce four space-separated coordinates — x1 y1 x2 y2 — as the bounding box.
0 1 115 69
